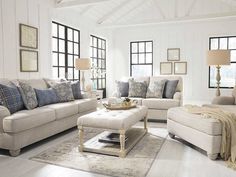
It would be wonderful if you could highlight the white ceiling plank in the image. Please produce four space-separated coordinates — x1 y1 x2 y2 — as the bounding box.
152 0 166 19
185 0 197 16
99 11 236 28
97 0 133 24
175 0 178 18
56 0 111 8
219 0 236 6
79 5 93 15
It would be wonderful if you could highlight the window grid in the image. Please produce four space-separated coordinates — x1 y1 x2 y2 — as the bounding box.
90 35 106 97
52 21 80 81
209 36 236 89
130 41 153 77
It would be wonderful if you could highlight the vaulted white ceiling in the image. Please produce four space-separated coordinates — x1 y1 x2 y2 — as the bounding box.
55 0 236 27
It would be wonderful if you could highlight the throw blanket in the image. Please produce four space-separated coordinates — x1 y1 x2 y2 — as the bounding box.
184 105 236 170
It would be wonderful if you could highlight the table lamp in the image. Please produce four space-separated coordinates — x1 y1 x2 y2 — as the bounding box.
207 50 230 96
75 58 90 91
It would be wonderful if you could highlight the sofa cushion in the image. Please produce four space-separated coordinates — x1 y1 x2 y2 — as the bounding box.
163 80 179 99
142 98 180 110
74 98 97 113
45 102 78 120
0 82 24 114
167 107 222 135
3 107 56 133
146 79 166 98
18 81 38 110
232 86 236 104
71 81 82 99
128 79 147 98
35 88 59 107
52 82 74 102
116 81 129 97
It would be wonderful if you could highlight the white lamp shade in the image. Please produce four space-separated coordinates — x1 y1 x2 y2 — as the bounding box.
75 58 91 70
206 50 231 66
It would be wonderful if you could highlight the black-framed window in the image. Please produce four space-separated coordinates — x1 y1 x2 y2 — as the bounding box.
130 41 153 77
209 36 236 88
90 35 106 97
52 21 80 81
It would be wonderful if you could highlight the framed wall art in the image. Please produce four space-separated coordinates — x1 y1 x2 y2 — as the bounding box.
174 62 187 75
167 48 180 61
19 24 38 49
20 49 38 72
160 62 172 75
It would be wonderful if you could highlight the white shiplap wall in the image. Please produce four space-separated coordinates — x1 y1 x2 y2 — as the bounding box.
0 0 54 79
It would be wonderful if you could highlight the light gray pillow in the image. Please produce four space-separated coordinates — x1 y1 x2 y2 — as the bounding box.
19 81 38 110
52 82 74 102
116 81 129 97
146 80 166 98
163 80 179 99
128 79 147 98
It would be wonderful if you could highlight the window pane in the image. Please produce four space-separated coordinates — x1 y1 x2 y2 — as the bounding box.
102 40 105 49
59 25 65 39
98 49 102 58
139 53 145 63
52 23 57 37
98 39 102 48
68 68 73 80
139 42 145 52
210 38 218 50
52 38 58 51
229 37 236 49
74 69 79 79
231 50 236 62
146 53 152 63
132 54 138 64
59 68 65 78
74 43 79 55
132 43 138 53
52 67 58 78
59 40 65 52
219 38 227 49
210 64 236 88
146 42 152 52
68 29 73 41
53 53 58 66
68 42 73 54
59 54 65 66
101 60 105 68
132 65 152 77
102 50 105 59
74 31 79 42
93 38 97 47
102 79 106 88
68 55 73 67
93 48 97 57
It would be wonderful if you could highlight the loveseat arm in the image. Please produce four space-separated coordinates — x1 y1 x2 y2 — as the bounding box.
0 106 10 133
212 96 235 105
173 92 183 106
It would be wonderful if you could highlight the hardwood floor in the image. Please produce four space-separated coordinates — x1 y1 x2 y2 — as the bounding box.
0 122 235 177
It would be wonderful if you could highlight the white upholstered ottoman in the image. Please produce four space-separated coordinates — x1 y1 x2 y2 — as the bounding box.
167 107 222 160
77 106 148 157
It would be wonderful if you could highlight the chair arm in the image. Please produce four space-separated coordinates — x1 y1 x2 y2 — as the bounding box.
211 96 235 105
0 106 10 133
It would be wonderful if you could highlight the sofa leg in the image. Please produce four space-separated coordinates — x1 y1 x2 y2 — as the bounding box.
9 149 21 157
169 133 175 139
207 153 218 160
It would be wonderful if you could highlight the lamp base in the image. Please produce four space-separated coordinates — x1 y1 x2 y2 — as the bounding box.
215 65 221 97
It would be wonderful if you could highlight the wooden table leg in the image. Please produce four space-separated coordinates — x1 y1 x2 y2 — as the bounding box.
119 129 126 158
79 126 84 152
144 115 148 132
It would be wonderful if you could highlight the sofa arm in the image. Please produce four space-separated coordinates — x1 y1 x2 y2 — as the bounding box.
0 106 10 133
173 92 181 100
212 96 235 105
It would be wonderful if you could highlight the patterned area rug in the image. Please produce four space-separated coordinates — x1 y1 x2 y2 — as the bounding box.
30 127 166 177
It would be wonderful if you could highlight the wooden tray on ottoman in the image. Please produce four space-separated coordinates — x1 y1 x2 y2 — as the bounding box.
103 103 137 110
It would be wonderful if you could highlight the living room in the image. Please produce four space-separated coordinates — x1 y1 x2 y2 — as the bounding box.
0 0 236 177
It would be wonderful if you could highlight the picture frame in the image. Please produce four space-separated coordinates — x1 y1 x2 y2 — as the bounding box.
160 62 172 75
19 24 38 49
167 48 180 61
20 49 38 72
174 62 187 75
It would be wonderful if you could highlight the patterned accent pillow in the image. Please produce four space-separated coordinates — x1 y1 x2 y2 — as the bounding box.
0 82 24 114
35 88 59 107
146 80 166 98
19 81 38 110
71 81 82 99
116 81 129 97
128 79 147 98
52 82 74 102
163 80 179 99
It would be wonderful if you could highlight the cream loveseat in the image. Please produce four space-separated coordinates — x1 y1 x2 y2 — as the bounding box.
114 76 183 121
0 79 97 156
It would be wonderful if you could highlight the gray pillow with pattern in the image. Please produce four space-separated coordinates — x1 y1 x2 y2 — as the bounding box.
52 82 74 102
146 79 166 98
19 81 38 110
128 80 147 98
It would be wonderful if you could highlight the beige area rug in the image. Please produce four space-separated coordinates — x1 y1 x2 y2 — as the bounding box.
30 127 166 177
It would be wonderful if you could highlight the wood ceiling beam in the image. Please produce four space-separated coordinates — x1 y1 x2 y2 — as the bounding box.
185 0 197 16
79 5 93 15
56 0 111 8
152 0 166 19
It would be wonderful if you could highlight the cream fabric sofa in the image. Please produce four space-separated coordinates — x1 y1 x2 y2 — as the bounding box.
167 88 236 160
114 76 183 121
0 79 97 156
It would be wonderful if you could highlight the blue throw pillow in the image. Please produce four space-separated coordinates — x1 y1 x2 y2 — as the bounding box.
0 83 24 114
35 88 59 107
71 81 82 99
